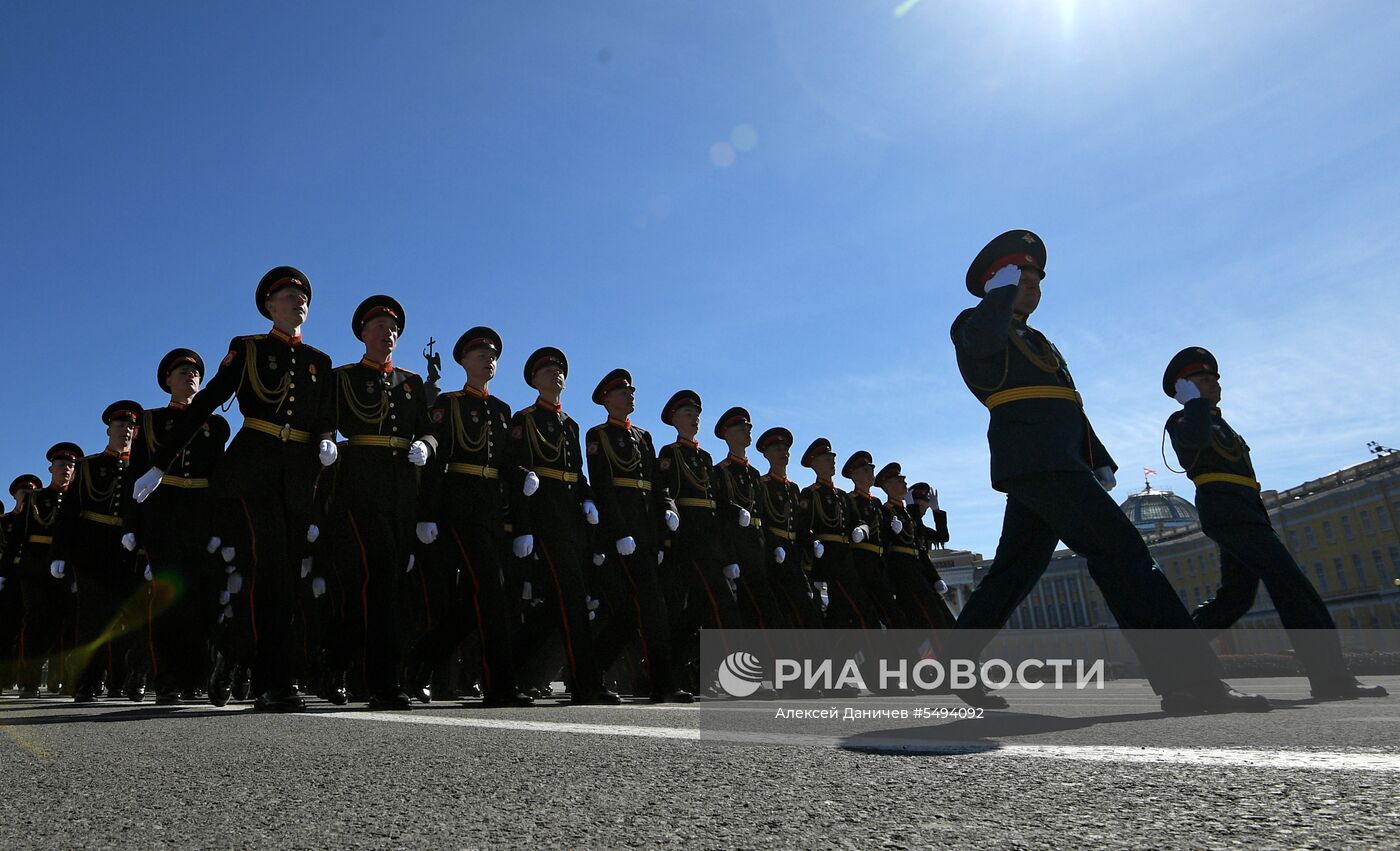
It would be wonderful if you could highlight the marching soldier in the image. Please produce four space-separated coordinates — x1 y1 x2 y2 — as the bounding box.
411 326 534 707
52 402 144 702
128 349 231 705
756 427 824 630
950 229 1266 713
1 476 42 694
1164 347 1386 700
509 347 619 704
585 369 691 702
907 482 953 595
842 451 903 629
875 463 956 630
133 266 338 713
657 391 744 692
714 407 788 630
799 439 881 630
321 296 430 709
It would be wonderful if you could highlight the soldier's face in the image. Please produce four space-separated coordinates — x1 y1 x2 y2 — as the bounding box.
762 444 790 468
850 465 875 489
49 459 75 489
812 453 837 479
361 316 399 354
1190 373 1222 404
533 364 566 394
1012 269 1042 315
883 474 907 501
673 405 700 437
266 287 309 327
165 363 201 396
604 385 636 417
911 501 928 518
724 422 752 449
107 419 136 448
461 347 498 384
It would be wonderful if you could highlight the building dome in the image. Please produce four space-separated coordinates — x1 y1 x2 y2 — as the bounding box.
1120 483 1198 535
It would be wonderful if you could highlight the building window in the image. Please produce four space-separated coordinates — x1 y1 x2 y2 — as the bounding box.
1304 526 1317 549
1287 530 1301 553
1351 553 1366 587
1322 521 1336 544
1373 551 1385 584
1390 546 1400 580
1341 516 1354 541
1334 557 1348 591
1360 509 1374 534
1378 508 1393 531
1314 563 1329 592
1176 589 1186 605
1090 600 1100 622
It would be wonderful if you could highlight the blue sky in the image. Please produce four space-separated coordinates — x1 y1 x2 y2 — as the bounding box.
3 1 1398 556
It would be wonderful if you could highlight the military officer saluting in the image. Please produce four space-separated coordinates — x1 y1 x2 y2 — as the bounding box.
321 296 430 709
585 369 691 702
52 402 144 702
1164 347 1385 700
134 266 337 713
950 229 1266 713
756 427 824 630
714 407 787 631
129 349 231 705
799 439 881 630
509 347 619 705
411 326 534 708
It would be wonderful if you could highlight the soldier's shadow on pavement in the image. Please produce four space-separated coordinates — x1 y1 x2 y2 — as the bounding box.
0 704 249 725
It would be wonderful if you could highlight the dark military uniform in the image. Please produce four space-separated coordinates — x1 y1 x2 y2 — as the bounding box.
881 498 956 631
1163 347 1377 698
509 348 611 702
55 408 142 700
412 328 530 705
0 486 34 693
145 267 335 709
951 231 1249 708
715 446 788 631
798 440 881 630
843 469 904 630
5 465 72 695
585 371 680 699
129 349 230 702
758 470 824 630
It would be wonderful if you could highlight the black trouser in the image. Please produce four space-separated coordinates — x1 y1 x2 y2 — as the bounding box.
1193 520 1345 687
767 550 824 630
818 543 882 630
323 504 407 696
0 582 22 689
143 491 221 696
70 541 142 697
852 548 903 630
592 549 675 695
516 534 604 697
731 532 789 631
956 470 1224 695
885 553 957 631
230 495 305 696
15 559 66 690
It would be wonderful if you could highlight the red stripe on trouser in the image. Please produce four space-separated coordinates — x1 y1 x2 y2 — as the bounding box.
239 499 260 642
829 579 868 630
690 561 724 629
347 511 371 685
741 579 768 629
615 553 653 681
537 542 579 680
451 528 493 692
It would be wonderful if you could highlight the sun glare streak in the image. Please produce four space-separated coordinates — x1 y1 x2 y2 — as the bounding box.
892 0 922 19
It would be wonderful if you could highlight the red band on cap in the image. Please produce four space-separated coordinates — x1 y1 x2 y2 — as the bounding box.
982 253 1040 283
1175 362 1213 382
462 337 496 354
361 306 399 325
601 377 630 394
109 410 138 422
267 277 306 295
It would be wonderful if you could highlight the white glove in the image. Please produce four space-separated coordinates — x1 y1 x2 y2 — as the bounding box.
852 525 869 544
227 573 243 594
300 557 313 578
813 541 825 559
407 440 430 467
50 560 65 579
143 565 153 581
206 536 222 554
121 532 137 552
522 471 540 496
773 547 786 564
930 490 940 511
416 522 438 545
657 550 665 565
935 579 949 594
306 524 320 543
722 563 741 580
592 553 606 566
582 500 599 525
984 262 1021 294
1095 466 1117 491
664 509 680 531
221 546 236 564
219 590 231 605
890 517 904 535
616 536 636 556
586 596 599 620
318 440 338 466
406 555 415 574
0 577 5 592
221 603 233 621
133 467 165 503
1173 378 1201 405
737 508 751 528
521 581 533 601
311 577 326 598
512 535 534 558
69 581 77 594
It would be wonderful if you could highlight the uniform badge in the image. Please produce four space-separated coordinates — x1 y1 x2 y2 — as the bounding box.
470 411 480 422
268 356 278 370
659 457 672 472
587 441 599 456
431 409 444 424
221 349 236 368
365 381 378 395
511 425 523 439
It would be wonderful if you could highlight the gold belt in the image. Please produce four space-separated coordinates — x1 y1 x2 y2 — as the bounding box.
854 542 884 555
612 477 652 491
80 511 123 527
816 533 847 544
347 435 411 450
889 545 919 557
160 475 209 489
448 463 499 479
677 498 716 509
984 385 1082 409
535 468 580 484
1192 472 1261 490
27 535 53 545
243 417 313 444
769 528 794 541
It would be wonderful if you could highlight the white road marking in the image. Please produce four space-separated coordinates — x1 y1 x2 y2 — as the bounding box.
312 710 1400 772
